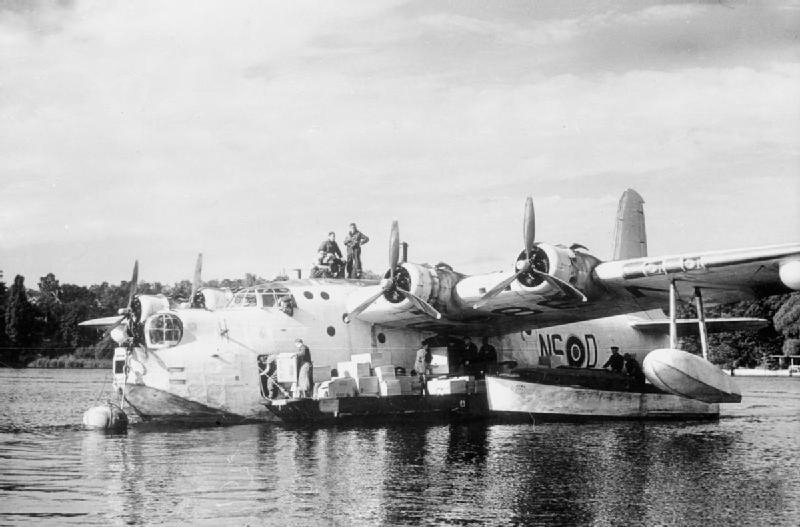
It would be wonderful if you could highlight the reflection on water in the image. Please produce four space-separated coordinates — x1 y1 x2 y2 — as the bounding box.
1 370 799 526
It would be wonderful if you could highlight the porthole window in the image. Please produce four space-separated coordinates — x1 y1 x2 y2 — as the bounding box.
145 313 183 349
320 291 330 300
377 333 386 344
303 291 313 299
326 326 336 336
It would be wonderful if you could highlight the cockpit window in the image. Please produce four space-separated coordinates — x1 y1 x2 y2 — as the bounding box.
229 287 293 309
145 313 183 349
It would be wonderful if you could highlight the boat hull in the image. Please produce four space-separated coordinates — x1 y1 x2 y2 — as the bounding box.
486 372 719 420
266 393 490 425
123 384 276 425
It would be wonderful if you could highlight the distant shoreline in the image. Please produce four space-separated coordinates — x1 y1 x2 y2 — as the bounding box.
25 356 112 369
724 368 798 377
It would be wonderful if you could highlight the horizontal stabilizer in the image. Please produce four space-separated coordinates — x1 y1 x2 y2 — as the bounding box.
630 317 767 336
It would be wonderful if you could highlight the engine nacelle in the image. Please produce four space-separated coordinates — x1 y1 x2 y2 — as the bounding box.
346 263 436 324
514 244 576 295
452 243 601 311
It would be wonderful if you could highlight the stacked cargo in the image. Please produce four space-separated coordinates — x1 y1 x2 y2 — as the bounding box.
336 361 371 379
317 377 358 398
379 379 402 396
309 352 422 398
356 376 380 395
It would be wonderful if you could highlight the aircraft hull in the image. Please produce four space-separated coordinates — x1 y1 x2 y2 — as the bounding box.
485 371 718 420
122 384 276 425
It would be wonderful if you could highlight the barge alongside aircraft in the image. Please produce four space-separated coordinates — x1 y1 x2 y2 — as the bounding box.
79 189 800 428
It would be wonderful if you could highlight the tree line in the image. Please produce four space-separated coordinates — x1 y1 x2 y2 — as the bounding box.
1 272 798 369
0 272 273 368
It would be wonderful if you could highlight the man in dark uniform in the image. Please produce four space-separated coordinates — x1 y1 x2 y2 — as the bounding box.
462 336 479 374
477 337 498 376
602 346 625 373
624 353 646 386
343 222 370 278
318 231 342 263
317 232 344 277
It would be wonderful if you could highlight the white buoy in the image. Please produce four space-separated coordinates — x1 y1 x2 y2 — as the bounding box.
83 403 129 432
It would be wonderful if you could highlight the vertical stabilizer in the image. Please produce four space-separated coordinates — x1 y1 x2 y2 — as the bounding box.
612 188 647 260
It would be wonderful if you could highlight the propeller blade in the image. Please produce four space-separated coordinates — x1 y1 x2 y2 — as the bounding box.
473 271 523 309
389 221 399 280
190 253 203 304
397 288 442 320
343 285 390 323
127 260 139 309
530 269 587 302
523 196 535 261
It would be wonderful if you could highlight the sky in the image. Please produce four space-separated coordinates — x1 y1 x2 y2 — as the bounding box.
1 0 799 287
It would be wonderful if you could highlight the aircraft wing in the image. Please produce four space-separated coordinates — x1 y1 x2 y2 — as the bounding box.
592 243 800 305
347 243 799 335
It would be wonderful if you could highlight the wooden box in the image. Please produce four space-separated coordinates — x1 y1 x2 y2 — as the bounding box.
337 361 371 379
379 379 402 396
276 352 300 383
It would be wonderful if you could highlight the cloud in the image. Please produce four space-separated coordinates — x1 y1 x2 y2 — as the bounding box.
1 1 798 284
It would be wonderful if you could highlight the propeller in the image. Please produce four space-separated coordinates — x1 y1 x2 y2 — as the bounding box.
189 253 204 308
79 260 140 345
344 221 442 323
474 197 586 309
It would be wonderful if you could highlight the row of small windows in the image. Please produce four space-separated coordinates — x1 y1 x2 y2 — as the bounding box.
303 291 330 300
228 287 334 307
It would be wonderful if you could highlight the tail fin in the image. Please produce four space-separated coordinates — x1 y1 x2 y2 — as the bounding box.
611 188 647 260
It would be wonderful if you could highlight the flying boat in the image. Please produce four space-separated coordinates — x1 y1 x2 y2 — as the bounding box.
80 189 800 425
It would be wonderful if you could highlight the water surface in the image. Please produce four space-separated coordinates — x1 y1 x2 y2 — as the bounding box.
1 369 798 526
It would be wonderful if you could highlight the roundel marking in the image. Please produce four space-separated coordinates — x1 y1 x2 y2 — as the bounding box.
491 307 542 317
565 336 585 367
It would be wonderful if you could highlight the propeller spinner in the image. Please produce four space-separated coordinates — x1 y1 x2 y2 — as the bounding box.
344 221 442 323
